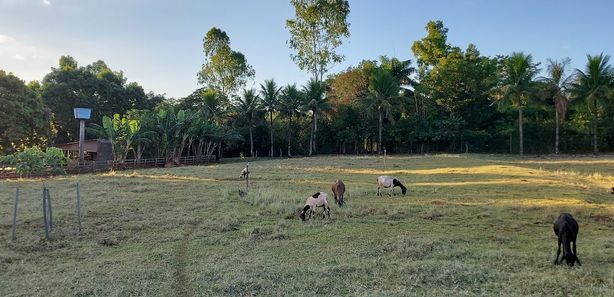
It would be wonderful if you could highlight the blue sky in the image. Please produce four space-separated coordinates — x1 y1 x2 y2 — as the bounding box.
1 0 613 99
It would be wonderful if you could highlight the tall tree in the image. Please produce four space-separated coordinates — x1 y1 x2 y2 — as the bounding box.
41 56 158 144
540 58 573 154
379 56 417 90
570 53 614 154
302 79 329 156
411 20 451 72
365 69 402 155
198 27 255 98
260 79 282 157
0 71 51 153
328 60 377 110
235 89 261 157
279 84 303 157
493 52 540 155
286 0 350 81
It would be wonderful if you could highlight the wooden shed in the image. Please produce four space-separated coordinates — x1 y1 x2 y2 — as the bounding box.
54 139 113 161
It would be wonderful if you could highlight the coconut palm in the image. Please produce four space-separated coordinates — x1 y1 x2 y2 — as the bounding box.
380 56 417 88
365 69 404 155
539 58 573 154
235 89 261 157
494 52 540 155
260 79 282 157
302 79 329 156
570 53 614 154
201 89 229 159
279 84 304 157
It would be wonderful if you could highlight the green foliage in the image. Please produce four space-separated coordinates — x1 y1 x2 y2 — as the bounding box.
88 113 141 162
260 79 282 157
0 146 68 176
40 56 161 144
0 70 51 154
286 0 350 81
302 79 330 155
492 52 540 154
198 27 255 97
411 20 450 71
235 89 261 156
569 53 614 153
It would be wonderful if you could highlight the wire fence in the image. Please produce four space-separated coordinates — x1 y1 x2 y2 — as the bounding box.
0 155 217 179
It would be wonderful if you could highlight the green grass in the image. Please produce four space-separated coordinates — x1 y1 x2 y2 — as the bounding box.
1 154 613 296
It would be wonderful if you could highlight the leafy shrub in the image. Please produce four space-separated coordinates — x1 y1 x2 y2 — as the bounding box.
0 147 68 176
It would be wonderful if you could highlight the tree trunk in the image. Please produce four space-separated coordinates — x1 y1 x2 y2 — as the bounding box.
555 111 560 155
269 110 274 157
218 141 222 160
378 108 383 155
592 111 598 155
519 107 524 156
309 111 315 156
313 111 318 154
287 114 292 157
249 121 254 157
137 143 143 160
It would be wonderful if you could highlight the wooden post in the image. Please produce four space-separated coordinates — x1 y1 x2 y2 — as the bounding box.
76 182 82 232
42 186 49 240
11 188 19 240
245 163 249 191
79 119 86 162
46 188 53 231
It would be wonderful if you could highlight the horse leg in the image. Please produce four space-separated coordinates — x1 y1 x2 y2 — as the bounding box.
554 237 562 265
573 240 581 265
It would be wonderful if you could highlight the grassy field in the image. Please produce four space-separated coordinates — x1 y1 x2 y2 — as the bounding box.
1 154 613 296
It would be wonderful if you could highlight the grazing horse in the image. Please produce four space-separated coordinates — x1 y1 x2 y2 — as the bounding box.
300 192 330 221
239 167 249 179
377 176 407 196
554 213 581 266
331 180 346 207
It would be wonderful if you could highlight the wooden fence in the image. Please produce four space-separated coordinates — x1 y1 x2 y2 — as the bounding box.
0 155 217 179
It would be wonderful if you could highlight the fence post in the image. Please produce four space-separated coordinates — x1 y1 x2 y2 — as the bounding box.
76 182 82 232
42 186 49 240
246 163 249 191
46 188 53 231
11 188 19 240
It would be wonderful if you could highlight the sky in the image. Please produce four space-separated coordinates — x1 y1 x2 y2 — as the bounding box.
1 0 613 99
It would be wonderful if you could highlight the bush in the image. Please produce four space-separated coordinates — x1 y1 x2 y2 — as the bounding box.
0 147 68 176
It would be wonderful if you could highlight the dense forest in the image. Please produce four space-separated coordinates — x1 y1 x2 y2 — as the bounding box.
2 7 614 160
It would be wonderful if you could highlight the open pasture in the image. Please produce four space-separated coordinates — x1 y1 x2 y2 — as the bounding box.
1 154 613 296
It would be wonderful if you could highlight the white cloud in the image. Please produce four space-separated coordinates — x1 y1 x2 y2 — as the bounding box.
0 34 15 43
13 54 25 60
42 0 51 6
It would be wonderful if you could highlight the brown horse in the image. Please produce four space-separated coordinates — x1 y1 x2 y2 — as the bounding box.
331 180 346 207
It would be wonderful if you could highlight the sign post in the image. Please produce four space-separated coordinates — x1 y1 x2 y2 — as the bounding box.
73 108 92 162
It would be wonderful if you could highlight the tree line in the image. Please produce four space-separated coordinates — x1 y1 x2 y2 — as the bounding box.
1 1 613 159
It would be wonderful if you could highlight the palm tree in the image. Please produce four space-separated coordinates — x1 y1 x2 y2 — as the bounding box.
302 79 329 156
380 56 417 90
494 52 540 155
570 53 614 154
201 89 228 159
260 79 282 157
279 84 303 157
540 58 573 154
235 89 261 157
365 69 403 155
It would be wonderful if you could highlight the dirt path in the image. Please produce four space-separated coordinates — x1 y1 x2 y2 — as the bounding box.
174 223 199 297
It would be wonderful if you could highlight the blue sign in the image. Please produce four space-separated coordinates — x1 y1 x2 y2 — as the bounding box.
73 108 91 119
